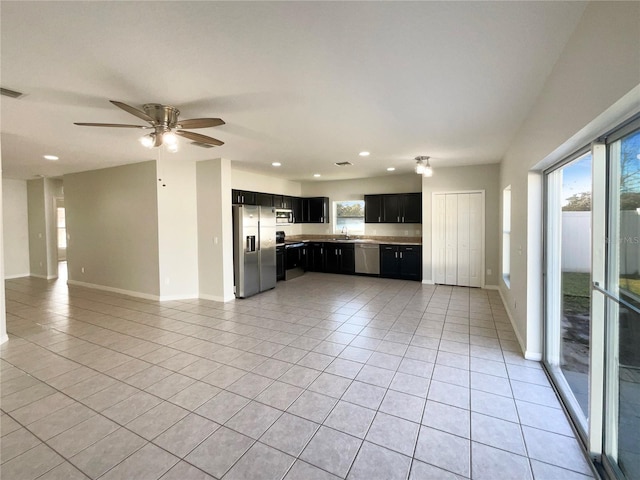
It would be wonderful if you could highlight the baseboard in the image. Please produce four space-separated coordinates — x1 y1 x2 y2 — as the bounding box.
483 284 499 290
524 351 543 361
158 293 199 302
0 334 9 345
67 279 161 301
199 293 236 303
497 287 530 359
31 274 58 280
4 273 30 280
421 279 435 285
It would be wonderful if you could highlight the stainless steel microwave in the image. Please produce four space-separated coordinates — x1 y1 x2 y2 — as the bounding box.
275 208 293 224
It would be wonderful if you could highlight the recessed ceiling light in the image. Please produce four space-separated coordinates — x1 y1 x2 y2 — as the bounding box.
387 167 396 171
359 151 370 157
313 173 321 177
272 162 282 167
43 155 59 161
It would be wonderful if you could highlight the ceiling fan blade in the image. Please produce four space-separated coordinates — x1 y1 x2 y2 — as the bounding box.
176 130 224 146
110 100 155 123
74 122 152 128
177 118 225 129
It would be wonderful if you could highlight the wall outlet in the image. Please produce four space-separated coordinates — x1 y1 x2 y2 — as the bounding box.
81 267 85 273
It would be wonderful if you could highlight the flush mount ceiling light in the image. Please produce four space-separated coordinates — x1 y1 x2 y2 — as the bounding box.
43 155 59 161
272 162 282 167
415 156 433 177
359 151 370 157
387 167 395 171
313 173 321 177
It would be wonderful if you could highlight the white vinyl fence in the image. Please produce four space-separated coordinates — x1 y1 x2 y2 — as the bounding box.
562 210 640 275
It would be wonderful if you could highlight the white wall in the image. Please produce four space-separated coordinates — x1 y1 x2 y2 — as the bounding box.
157 157 199 300
422 164 501 286
499 1 640 358
0 159 7 344
64 161 161 298
3 179 30 278
300 174 423 237
27 179 49 278
198 159 234 302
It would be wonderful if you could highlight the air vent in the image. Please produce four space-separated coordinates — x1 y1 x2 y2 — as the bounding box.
334 161 353 167
1 87 24 99
191 141 215 149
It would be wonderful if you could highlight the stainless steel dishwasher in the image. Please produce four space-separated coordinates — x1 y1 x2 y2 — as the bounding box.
355 243 380 275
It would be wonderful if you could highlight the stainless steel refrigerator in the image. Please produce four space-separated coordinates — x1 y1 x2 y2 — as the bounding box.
233 205 277 298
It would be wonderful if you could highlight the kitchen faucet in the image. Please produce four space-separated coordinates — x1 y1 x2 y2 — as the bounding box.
341 226 349 239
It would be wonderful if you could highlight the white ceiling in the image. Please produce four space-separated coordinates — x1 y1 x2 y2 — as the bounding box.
1 1 587 181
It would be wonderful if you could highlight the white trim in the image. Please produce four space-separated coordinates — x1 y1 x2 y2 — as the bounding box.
483 284 499 290
589 142 607 456
158 293 199 302
0 334 8 345
421 279 435 285
199 293 236 303
4 273 30 280
66 279 161 301
498 286 534 359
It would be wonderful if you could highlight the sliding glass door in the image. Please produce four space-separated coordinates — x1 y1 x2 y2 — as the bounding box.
603 125 640 480
545 151 593 433
545 117 640 479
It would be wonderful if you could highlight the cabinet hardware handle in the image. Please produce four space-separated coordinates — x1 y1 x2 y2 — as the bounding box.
402 216 405 222
397 216 400 222
378 216 381 222
395 252 398 258
400 252 403 259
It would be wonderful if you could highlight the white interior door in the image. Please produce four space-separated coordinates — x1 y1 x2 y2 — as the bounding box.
433 194 447 284
445 194 458 285
457 194 470 286
433 191 484 287
469 192 482 287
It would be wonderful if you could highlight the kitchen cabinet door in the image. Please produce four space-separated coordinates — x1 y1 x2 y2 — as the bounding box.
364 195 382 223
292 197 303 223
281 196 293 209
380 245 400 277
307 243 325 271
399 246 421 281
401 193 422 223
382 195 400 223
305 197 329 223
340 245 355 274
324 245 340 273
257 193 274 207
232 189 256 205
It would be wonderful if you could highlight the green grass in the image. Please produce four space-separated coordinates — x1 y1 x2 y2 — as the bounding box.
562 272 591 316
561 272 640 314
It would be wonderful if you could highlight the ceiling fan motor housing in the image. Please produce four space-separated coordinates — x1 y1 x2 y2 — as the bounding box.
143 104 180 128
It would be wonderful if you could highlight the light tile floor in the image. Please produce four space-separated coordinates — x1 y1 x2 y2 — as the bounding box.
1 272 597 479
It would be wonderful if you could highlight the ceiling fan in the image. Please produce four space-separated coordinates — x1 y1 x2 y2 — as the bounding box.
75 100 225 149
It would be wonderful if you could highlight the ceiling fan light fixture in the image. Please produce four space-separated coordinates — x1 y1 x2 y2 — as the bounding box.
139 134 155 148
167 143 179 153
423 165 433 177
163 131 178 146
